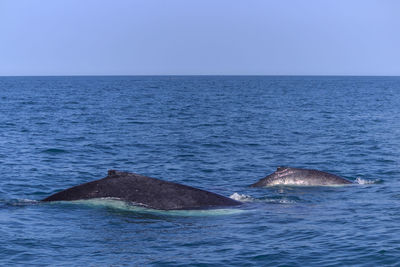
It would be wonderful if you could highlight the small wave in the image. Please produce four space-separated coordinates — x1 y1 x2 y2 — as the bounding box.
260 197 298 204
2 199 39 207
229 193 298 204
126 120 149 125
17 199 39 204
230 193 254 202
354 177 382 184
41 148 69 154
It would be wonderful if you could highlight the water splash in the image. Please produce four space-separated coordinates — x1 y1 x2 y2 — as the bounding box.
229 192 254 202
354 177 382 185
230 193 299 204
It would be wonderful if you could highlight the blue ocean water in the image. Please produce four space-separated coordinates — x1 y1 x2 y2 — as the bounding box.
1 76 400 266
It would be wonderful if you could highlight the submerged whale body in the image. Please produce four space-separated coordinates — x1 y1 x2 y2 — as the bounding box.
251 167 352 187
42 170 241 210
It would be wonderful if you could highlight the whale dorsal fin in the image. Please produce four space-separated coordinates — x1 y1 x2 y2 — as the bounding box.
276 166 289 172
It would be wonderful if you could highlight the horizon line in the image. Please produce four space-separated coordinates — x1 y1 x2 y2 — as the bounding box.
1 74 400 77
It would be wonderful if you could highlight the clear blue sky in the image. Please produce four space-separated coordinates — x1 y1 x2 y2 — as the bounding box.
0 0 399 75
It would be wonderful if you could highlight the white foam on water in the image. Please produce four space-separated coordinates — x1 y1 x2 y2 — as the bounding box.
5 199 39 206
261 198 297 204
354 177 381 184
19 199 39 203
230 193 298 204
63 198 244 216
229 192 254 202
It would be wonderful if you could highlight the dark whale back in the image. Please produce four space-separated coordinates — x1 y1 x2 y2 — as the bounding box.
42 170 241 210
251 167 352 187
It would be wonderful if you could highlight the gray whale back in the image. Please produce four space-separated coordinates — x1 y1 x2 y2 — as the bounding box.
42 170 241 210
251 167 352 187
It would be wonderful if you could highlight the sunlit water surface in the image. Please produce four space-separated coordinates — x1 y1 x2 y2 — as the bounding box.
1 76 400 266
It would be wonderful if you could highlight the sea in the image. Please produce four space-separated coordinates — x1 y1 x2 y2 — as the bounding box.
1 76 400 266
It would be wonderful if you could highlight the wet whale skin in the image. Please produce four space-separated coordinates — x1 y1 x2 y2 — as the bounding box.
42 170 241 210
